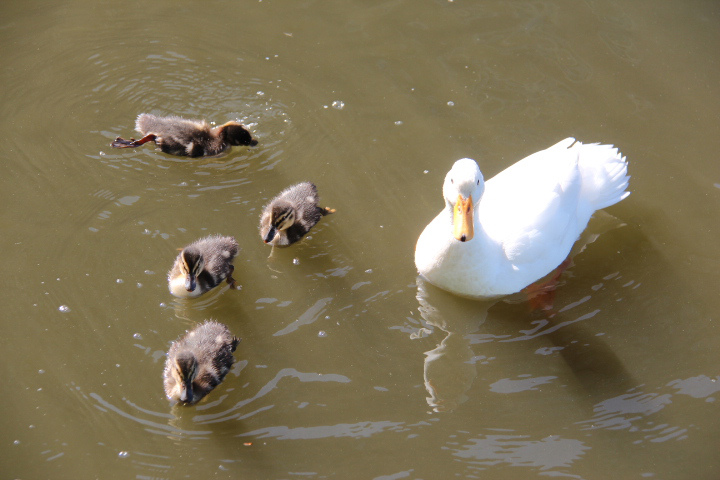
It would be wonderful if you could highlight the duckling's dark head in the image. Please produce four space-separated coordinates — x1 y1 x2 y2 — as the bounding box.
173 351 198 404
221 122 258 147
272 202 296 227
263 202 296 243
181 248 204 292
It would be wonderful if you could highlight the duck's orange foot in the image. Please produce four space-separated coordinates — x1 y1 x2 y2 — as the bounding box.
522 258 573 316
111 134 157 149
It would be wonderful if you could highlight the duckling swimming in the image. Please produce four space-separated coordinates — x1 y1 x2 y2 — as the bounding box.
163 320 239 405
260 182 335 247
111 113 257 157
168 235 239 298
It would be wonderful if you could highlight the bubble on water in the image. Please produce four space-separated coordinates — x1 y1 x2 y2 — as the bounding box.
136 283 143 288
394 120 403 126
365 269 373 274
116 279 123 284
292 258 300 265
133 333 143 340
58 305 70 313
118 451 129 458
13 440 20 445
331 100 345 110
144 270 154 275
38 369 45 374
318 330 327 338
447 101 455 106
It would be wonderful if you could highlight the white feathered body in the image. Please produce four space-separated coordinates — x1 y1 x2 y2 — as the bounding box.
415 137 630 298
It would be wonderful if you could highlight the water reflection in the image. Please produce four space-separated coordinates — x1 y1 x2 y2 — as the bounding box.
503 306 637 402
193 368 350 423
274 297 333 336
415 276 498 412
413 212 636 412
166 283 241 323
240 420 404 441
83 365 352 445
451 433 590 472
88 391 211 438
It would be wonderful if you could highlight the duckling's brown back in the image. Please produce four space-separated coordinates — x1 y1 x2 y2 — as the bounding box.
135 114 218 156
189 235 239 277
186 321 237 383
135 113 195 135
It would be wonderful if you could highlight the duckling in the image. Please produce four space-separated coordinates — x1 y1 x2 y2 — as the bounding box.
163 320 240 405
111 113 257 157
167 235 239 298
260 182 335 247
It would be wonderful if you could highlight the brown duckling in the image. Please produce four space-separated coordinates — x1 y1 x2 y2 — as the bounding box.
260 182 335 247
168 235 239 298
163 320 239 405
111 113 257 157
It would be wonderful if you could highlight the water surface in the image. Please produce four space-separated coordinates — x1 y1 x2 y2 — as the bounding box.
2 1 720 478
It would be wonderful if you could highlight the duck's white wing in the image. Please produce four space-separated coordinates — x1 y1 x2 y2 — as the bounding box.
478 138 584 267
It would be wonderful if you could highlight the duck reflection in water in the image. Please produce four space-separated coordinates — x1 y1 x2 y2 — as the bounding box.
415 211 635 412
416 276 497 412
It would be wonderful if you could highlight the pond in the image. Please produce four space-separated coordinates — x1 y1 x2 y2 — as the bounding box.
2 1 719 478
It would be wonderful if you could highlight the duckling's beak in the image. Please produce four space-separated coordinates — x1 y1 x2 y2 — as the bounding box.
184 275 196 292
453 194 474 242
263 226 277 244
179 381 193 404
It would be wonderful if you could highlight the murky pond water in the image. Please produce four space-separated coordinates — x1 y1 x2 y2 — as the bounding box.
2 1 720 478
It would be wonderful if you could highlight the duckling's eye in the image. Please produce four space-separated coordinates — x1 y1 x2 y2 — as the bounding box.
450 178 454 184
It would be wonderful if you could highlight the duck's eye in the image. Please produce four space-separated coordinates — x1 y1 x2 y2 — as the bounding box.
476 180 480 185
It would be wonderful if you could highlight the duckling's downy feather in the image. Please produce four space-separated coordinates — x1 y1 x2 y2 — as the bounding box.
111 114 257 157
260 182 334 246
168 235 239 298
163 320 239 405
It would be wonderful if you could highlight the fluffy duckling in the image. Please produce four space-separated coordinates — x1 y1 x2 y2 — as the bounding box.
163 320 239 405
168 235 239 298
111 113 257 157
260 182 335 246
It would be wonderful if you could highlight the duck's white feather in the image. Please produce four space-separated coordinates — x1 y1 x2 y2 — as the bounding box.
415 137 629 299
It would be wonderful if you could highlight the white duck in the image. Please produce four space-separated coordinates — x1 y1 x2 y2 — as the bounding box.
415 137 630 299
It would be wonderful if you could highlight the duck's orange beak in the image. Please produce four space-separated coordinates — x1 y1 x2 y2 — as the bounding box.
453 194 474 242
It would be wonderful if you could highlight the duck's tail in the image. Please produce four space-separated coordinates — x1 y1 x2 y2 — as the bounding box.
572 138 630 211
